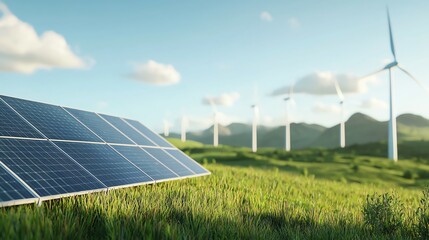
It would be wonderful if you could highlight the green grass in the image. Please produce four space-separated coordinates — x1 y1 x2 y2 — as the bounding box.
1 141 428 239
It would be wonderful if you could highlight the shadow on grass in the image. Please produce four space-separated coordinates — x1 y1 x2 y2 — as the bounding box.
64 200 389 239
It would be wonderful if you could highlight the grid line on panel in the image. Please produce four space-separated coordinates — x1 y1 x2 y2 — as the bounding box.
107 145 155 182
165 149 209 174
0 161 37 202
64 108 134 145
0 97 45 139
112 145 178 181
54 141 153 187
142 148 195 177
0 138 106 197
1 96 103 143
95 113 139 145
124 119 173 148
99 114 156 146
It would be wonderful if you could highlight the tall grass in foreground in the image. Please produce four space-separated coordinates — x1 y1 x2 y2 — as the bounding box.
0 164 425 239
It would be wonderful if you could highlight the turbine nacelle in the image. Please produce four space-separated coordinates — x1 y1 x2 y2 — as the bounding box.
384 61 398 69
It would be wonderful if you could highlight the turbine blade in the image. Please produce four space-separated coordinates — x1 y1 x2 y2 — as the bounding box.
333 79 344 101
360 67 385 80
397 66 429 94
387 7 397 61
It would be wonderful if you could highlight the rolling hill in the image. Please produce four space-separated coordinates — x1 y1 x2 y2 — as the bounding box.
165 113 429 149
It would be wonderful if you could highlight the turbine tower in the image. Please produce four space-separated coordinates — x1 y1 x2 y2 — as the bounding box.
181 116 187 142
213 111 219 147
359 8 429 161
333 79 345 148
283 85 294 152
251 104 259 152
163 120 170 137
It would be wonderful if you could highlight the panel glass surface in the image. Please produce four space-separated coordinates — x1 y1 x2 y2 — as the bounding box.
0 139 105 197
99 114 156 146
142 148 193 177
55 142 153 187
0 97 44 139
112 146 178 180
2 96 102 142
0 163 35 202
165 150 209 174
124 119 173 147
65 108 134 144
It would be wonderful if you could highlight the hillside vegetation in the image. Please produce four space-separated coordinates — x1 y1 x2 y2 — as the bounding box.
1 141 429 239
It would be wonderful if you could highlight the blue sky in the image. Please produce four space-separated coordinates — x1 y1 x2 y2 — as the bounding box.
1 0 429 132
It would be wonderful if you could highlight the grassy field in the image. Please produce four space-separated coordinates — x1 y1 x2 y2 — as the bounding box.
1 140 428 239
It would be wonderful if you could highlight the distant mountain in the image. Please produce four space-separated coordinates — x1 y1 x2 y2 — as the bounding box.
164 113 429 149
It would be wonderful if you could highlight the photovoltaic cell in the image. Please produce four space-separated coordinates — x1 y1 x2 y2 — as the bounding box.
0 138 105 197
2 96 102 142
0 98 43 139
100 114 156 146
124 119 173 148
0 163 35 203
65 108 134 144
165 149 209 175
143 148 194 177
112 145 178 180
54 142 153 187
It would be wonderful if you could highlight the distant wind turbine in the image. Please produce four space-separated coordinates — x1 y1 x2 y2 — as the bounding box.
163 120 170 137
208 100 219 147
181 115 187 142
284 85 295 152
359 8 429 161
213 111 219 147
251 84 259 152
251 104 259 152
333 79 345 148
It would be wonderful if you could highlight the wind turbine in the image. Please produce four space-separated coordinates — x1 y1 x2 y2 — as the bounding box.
181 115 187 142
283 85 295 152
251 84 260 152
251 104 259 152
333 79 345 148
213 111 219 147
208 100 219 147
163 120 170 137
360 8 429 161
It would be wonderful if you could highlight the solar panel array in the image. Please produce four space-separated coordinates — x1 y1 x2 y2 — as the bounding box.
0 95 209 207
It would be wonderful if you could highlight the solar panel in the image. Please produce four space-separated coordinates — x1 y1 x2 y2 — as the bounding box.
142 148 194 177
165 149 209 175
64 108 134 144
54 141 153 187
0 98 44 139
0 138 105 197
112 145 178 181
124 119 174 148
0 95 209 208
0 163 36 203
99 114 156 146
2 96 102 142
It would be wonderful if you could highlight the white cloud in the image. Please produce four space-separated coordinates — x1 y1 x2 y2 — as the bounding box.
202 92 240 107
271 71 377 96
129 60 181 85
313 102 341 114
288 17 300 29
360 97 388 109
0 3 88 74
95 101 109 110
260 11 273 22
